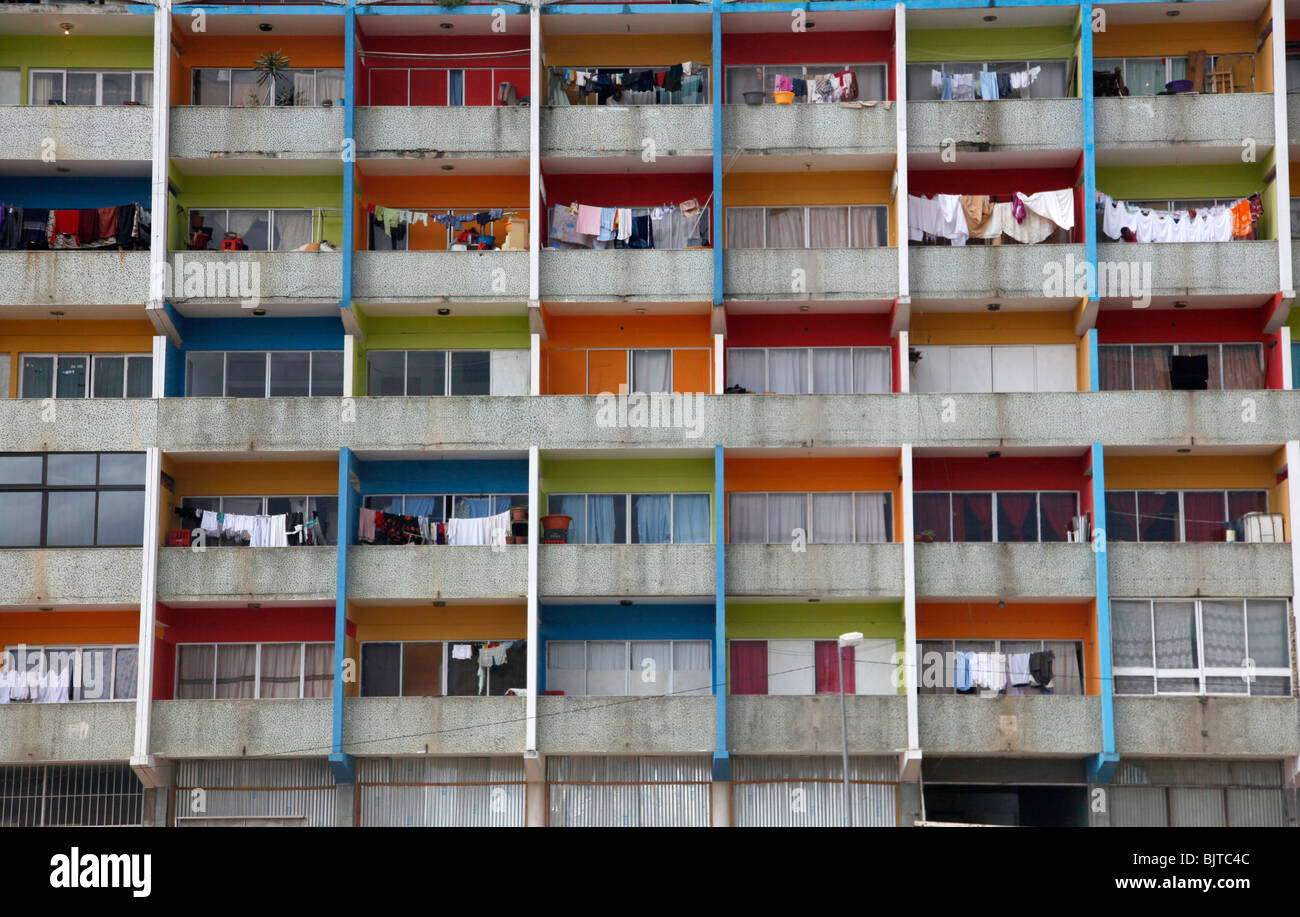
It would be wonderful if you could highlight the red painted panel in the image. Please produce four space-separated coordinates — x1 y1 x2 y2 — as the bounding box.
411 70 448 106
720 31 896 101
725 313 893 347
369 69 410 106
542 173 713 240
1096 308 1264 344
913 456 1088 493
1265 331 1284 389
907 168 1077 197
465 70 494 107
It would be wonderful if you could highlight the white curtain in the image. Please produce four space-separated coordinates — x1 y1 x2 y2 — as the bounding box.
177 645 215 699
30 72 63 105
811 493 853 543
855 493 890 543
854 348 891 393
1246 600 1289 668
215 645 256 699
588 495 620 544
767 639 814 695
768 349 808 393
274 209 314 251
1044 641 1084 695
586 642 627 696
766 208 805 248
727 209 765 248
673 641 712 696
1200 600 1246 673
809 207 850 248
259 644 302 699
304 643 333 698
811 348 853 393
630 641 671 696
768 494 807 545
630 349 672 394
317 69 345 104
851 206 884 247
546 641 586 696
1153 602 1198 693
726 350 766 393
729 494 767 543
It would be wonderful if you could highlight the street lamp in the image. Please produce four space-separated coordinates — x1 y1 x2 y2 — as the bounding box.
837 631 864 827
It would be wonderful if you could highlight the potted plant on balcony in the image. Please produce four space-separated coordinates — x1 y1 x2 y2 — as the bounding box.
253 49 293 107
540 513 572 544
914 529 935 543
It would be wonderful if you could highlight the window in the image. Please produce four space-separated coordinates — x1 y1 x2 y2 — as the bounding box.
1104 490 1268 543
1112 599 1291 696
184 351 343 397
914 491 1080 543
1 645 138 701
19 354 151 399
180 495 339 545
910 345 1078 393
729 492 892 544
29 70 152 106
176 642 333 699
360 640 526 697
367 208 510 251
906 59 1069 99
918 639 1085 695
725 63 887 102
191 67 344 107
548 65 709 105
0 70 20 105
1099 343 1265 391
362 494 525 521
546 493 711 544
728 638 898 695
1094 56 1247 95
726 346 890 394
366 350 519 396
0 452 145 548
187 208 332 252
726 205 888 249
546 640 710 696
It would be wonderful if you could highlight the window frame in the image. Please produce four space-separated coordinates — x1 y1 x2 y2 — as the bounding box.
185 207 335 252
1 643 139 702
184 350 343 398
360 493 525 520
29 68 153 106
727 491 895 544
18 353 152 400
190 67 344 107
1104 489 1270 543
0 451 146 548
548 64 712 105
723 61 888 103
913 490 1080 543
907 58 1070 100
1093 55 1237 95
364 349 494 397
174 641 334 700
545 492 713 545
1098 342 1265 392
917 638 1086 695
544 639 712 697
725 204 889 250
358 639 527 697
725 345 892 394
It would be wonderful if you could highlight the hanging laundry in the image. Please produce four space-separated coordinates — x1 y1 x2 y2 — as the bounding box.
1016 189 1075 232
1029 650 1055 688
575 204 603 236
452 644 473 660
978 71 1000 101
959 194 995 236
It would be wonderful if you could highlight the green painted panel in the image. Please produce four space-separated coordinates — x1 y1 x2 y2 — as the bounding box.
172 174 344 250
907 27 1077 63
1098 162 1275 240
0 37 153 104
542 458 715 497
365 316 530 352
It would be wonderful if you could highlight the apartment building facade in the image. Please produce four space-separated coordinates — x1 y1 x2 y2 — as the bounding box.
0 0 1297 828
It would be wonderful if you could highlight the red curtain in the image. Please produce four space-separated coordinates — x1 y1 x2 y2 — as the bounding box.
815 641 856 694
1137 491 1180 542
730 640 768 695
1039 492 1078 542
952 492 993 542
1227 490 1267 522
913 493 953 541
1183 492 1226 542
996 492 1036 542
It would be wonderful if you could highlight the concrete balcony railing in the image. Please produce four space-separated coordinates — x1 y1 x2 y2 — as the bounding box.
0 701 135 763
343 696 524 756
1114 697 1300 758
909 243 1082 303
352 251 528 304
356 105 528 158
918 694 1103 755
0 105 151 162
538 695 715 754
349 545 527 601
0 548 141 607
151 699 332 759
1107 542 1293 598
156 547 336 604
539 544 715 597
1097 93 1273 153
725 101 895 156
727 695 907 754
726 543 904 598
1290 94 1300 145
166 251 342 305
915 542 1095 599
539 249 712 303
0 251 149 307
723 248 898 302
170 107 344 160
543 105 711 157
908 98 1082 153
1098 241 1278 301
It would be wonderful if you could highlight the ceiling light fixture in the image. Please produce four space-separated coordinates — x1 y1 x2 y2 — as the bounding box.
252 307 267 316
440 22 455 30
59 22 73 36
635 307 646 314
987 302 1001 311
1177 447 1191 453
258 22 273 32
1166 10 1180 17
1173 300 1188 309
983 15 998 22
987 450 1002 459
441 165 455 172
437 308 451 316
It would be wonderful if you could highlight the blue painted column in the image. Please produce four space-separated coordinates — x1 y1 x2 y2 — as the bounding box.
1087 327 1099 391
1081 3 1098 298
330 446 358 784
1088 441 1119 782
713 443 729 781
341 2 357 313
711 3 723 309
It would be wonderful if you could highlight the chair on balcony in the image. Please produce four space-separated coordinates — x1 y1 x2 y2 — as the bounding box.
1093 68 1128 97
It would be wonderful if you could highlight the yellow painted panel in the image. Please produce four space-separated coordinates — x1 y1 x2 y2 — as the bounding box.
909 311 1079 346
1094 22 1258 58
1 320 155 398
1105 454 1277 491
542 34 712 68
170 461 339 497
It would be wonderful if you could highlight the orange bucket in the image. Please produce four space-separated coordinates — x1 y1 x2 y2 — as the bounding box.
773 91 795 104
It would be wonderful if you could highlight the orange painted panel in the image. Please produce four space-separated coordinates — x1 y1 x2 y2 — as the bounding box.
0 611 139 647
587 350 627 395
672 349 711 394
727 457 900 493
547 348 587 395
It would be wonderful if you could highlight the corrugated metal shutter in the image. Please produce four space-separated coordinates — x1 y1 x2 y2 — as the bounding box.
1226 788 1285 827
1170 787 1227 827
547 756 711 827
174 759 334 827
732 756 898 827
357 757 526 827
1110 786 1167 826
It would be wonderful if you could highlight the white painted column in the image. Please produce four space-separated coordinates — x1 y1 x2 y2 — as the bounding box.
1281 326 1293 390
151 335 168 399
530 332 541 396
897 330 909 394
343 334 356 396
893 2 909 301
148 1 172 312
713 333 724 393
130 446 162 785
1272 0 1294 299
528 3 541 307
899 442 921 781
526 445 539 753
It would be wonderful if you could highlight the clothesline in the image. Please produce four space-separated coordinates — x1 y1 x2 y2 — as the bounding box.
1096 190 1261 243
359 49 530 61
549 200 709 251
358 507 513 546
929 65 1040 101
2 202 150 252
909 188 1075 246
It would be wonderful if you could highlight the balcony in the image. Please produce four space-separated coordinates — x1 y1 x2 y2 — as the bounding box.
151 699 331 759
1114 697 1300 758
156 547 336 604
537 695 715 754
1107 542 1292 598
539 544 715 597
1290 94 1300 146
539 249 712 304
0 701 135 763
343 696 524 756
356 106 528 159
909 99 1082 154
0 251 149 307
1098 241 1278 301
0 548 140 607
166 251 341 306
726 543 904 598
543 105 711 158
0 105 151 163
915 542 1094 598
348 545 527 601
909 244 1083 304
723 248 898 303
170 107 344 160
352 251 527 305
727 695 907 754
1097 93 1273 156
918 694 1103 755
725 102 895 156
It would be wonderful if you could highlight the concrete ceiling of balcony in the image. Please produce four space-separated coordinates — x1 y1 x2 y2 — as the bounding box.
359 14 529 37
540 299 712 316
357 158 527 175
909 150 1081 171
724 299 896 315
541 12 710 37
171 158 344 177
726 446 901 459
911 297 1082 313
723 10 895 33
908 6 1079 30
0 602 139 612
169 14 344 36
1099 0 1268 24
164 450 342 463
0 159 150 178
169 300 342 318
0 304 148 320
1105 443 1283 456
352 448 529 462
0 10 153 36
541 155 711 174
1098 294 1276 310
352 300 529 317
160 599 336 610
348 597 527 607
542 447 714 461
726 153 896 172
539 596 716 606
1097 146 1279 167
913 445 1091 459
